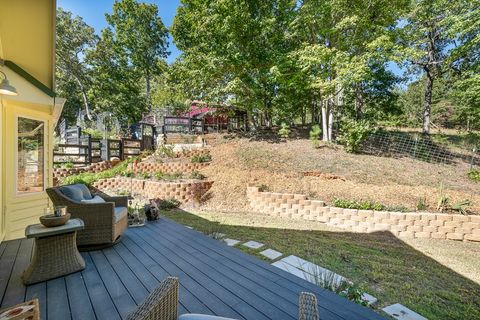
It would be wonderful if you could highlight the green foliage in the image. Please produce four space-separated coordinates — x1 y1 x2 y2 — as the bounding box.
278 123 291 139
309 125 322 148
336 119 374 153
156 145 176 158
332 198 385 211
451 199 471 215
82 128 104 139
257 184 269 192
468 170 480 182
156 171 183 181
190 171 206 180
191 154 212 163
61 157 137 186
136 171 150 180
157 198 181 210
416 196 428 211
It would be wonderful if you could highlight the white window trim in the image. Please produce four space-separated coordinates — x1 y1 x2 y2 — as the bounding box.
14 115 47 196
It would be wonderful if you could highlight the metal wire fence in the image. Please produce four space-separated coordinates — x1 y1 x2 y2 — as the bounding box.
361 130 479 168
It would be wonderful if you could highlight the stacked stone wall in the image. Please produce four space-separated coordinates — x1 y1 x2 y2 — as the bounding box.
247 186 480 242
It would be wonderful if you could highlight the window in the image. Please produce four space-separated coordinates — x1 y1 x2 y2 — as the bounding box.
17 117 45 193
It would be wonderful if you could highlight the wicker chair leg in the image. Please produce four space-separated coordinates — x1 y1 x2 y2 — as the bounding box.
298 292 319 320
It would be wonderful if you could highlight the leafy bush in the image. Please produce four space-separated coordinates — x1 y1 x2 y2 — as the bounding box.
416 196 428 211
120 170 134 178
278 122 291 139
258 184 269 192
160 171 183 181
336 119 374 153
309 125 322 148
137 171 150 179
332 198 385 211
61 157 138 186
154 171 164 180
451 199 471 215
468 170 480 182
82 127 104 139
157 198 181 210
190 170 206 180
156 145 176 158
191 154 212 163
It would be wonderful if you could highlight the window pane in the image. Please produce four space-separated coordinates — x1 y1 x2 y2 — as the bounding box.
17 117 44 193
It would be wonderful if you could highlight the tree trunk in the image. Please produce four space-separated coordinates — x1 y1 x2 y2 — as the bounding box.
328 98 334 140
146 71 152 112
423 71 433 134
321 100 329 141
75 76 92 120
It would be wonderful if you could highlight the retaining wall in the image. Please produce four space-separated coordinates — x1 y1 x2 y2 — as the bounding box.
53 160 120 182
128 161 209 174
247 186 480 242
93 178 214 203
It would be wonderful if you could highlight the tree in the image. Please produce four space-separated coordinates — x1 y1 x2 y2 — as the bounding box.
105 0 169 111
56 8 97 120
292 0 408 140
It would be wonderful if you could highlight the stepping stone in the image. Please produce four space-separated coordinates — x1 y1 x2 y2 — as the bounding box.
223 238 240 246
361 293 378 306
242 241 264 249
259 249 283 260
281 255 309 268
209 232 226 239
382 303 427 320
272 261 309 280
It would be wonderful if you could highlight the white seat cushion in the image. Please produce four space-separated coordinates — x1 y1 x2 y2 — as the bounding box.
114 207 128 223
81 195 105 204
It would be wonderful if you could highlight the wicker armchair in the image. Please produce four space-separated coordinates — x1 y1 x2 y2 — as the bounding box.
128 277 320 320
127 277 179 320
46 184 128 247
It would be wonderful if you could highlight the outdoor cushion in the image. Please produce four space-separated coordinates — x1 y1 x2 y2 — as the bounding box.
114 207 128 223
75 184 93 200
81 195 105 204
179 315 238 320
59 185 85 202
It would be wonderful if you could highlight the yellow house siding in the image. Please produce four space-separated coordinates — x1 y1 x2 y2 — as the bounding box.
0 95 4 241
2 99 53 241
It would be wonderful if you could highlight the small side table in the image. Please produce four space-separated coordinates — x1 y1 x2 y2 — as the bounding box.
23 218 85 285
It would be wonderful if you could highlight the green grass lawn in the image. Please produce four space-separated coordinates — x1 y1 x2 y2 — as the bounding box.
162 209 480 320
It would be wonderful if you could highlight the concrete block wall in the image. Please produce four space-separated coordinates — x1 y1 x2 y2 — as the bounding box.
53 160 120 181
128 162 209 174
93 178 214 203
247 186 480 242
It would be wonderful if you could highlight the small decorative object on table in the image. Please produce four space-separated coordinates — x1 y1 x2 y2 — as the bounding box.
0 299 40 320
39 206 70 228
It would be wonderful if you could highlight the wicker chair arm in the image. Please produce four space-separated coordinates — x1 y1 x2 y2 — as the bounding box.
298 292 319 320
98 195 129 208
126 277 179 320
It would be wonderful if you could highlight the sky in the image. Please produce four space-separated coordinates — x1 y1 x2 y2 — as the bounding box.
58 0 181 63
58 0 406 78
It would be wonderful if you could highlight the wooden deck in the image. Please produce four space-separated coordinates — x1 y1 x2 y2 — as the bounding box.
0 218 384 320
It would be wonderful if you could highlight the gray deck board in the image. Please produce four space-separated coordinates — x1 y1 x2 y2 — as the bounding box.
0 219 385 320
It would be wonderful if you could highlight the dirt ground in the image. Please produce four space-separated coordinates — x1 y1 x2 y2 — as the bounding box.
198 136 480 214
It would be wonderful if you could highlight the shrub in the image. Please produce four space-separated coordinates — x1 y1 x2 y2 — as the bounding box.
190 170 206 180
416 196 428 211
63 162 74 169
451 199 471 215
62 157 138 186
82 128 104 139
278 122 291 139
309 125 322 148
154 171 164 180
468 170 480 182
336 119 374 153
156 145 176 158
332 198 385 211
137 171 150 180
162 172 183 181
120 170 134 178
157 198 181 210
191 154 212 163
258 184 269 192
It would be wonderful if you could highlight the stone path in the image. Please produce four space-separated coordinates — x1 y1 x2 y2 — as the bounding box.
382 304 427 320
259 249 283 260
242 240 265 249
223 238 240 246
